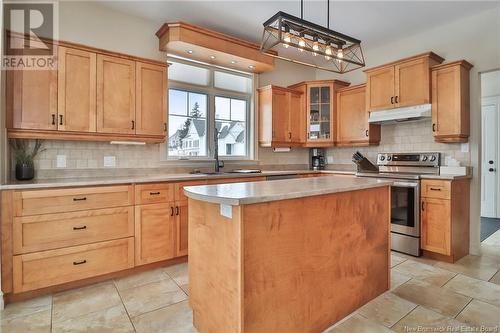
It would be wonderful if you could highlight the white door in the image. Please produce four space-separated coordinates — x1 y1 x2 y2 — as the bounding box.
481 98 500 218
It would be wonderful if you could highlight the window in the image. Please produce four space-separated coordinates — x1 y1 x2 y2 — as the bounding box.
166 59 253 160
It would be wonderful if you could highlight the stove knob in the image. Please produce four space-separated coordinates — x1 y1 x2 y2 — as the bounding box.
430 155 436 162
422 156 428 161
380 155 385 161
387 156 392 161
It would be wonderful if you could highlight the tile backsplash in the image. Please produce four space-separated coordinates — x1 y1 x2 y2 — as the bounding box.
11 119 469 180
325 119 470 167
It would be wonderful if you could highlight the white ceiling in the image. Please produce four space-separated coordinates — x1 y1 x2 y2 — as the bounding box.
97 1 498 49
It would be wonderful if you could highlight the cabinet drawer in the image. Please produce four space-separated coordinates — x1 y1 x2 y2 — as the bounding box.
421 180 451 199
174 180 208 202
135 183 174 205
13 238 134 293
13 207 134 254
14 185 134 216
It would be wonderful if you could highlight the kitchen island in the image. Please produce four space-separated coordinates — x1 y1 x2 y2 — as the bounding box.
184 176 392 333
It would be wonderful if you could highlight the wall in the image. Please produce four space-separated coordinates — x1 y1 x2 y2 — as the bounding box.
317 7 500 255
21 1 316 179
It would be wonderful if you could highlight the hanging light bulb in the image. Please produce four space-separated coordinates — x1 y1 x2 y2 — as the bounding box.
337 47 344 59
312 36 319 56
325 45 332 60
298 33 305 52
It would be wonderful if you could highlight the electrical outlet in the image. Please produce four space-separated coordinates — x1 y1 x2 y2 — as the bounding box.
56 155 66 168
461 143 469 153
103 156 116 167
327 156 334 164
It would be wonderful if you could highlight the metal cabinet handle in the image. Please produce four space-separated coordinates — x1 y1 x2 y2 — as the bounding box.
421 201 425 211
170 206 174 216
131 120 135 130
73 260 86 265
391 96 394 104
489 160 494 165
73 226 87 230
164 123 167 132
395 96 399 103
149 192 160 195
489 168 496 172
288 132 292 139
73 197 87 201
175 206 179 216
52 114 56 125
432 123 436 132
429 187 441 191
59 115 63 125
365 129 369 137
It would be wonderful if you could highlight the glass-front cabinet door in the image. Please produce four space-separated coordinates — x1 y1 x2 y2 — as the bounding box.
307 83 334 143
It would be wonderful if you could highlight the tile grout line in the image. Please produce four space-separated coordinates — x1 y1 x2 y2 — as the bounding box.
488 268 499 283
453 297 474 319
111 280 138 333
50 294 54 332
389 304 421 329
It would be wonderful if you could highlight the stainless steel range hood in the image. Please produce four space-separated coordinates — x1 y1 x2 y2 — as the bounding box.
368 104 432 124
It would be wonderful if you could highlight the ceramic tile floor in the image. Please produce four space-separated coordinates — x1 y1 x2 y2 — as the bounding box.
2 231 500 333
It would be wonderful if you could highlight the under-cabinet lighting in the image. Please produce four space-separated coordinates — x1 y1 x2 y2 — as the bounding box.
273 147 291 152
186 50 194 54
210 55 216 59
110 141 146 145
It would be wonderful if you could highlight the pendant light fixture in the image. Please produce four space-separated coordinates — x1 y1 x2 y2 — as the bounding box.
260 0 365 73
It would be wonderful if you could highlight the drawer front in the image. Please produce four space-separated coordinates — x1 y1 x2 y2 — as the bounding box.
421 180 451 199
13 238 134 293
13 207 134 254
135 183 174 205
14 185 134 216
174 180 208 202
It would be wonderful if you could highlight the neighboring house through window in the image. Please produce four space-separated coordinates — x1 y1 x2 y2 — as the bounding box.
166 58 253 160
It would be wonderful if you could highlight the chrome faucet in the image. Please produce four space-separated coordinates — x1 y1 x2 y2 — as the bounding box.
214 127 223 173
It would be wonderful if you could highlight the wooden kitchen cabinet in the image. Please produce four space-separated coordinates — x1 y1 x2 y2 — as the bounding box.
58 46 97 132
365 52 444 112
431 60 473 143
135 62 167 136
6 68 58 131
336 84 380 146
175 203 189 257
97 55 136 134
420 178 470 262
135 203 176 265
258 85 304 147
288 80 350 147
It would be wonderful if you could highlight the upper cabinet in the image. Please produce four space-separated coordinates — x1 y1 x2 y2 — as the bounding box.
135 62 167 136
365 52 444 112
58 46 97 132
431 61 473 143
96 55 136 135
336 84 380 146
258 85 304 147
289 80 350 147
6 33 168 143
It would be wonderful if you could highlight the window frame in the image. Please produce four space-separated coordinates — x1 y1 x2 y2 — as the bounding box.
163 57 255 162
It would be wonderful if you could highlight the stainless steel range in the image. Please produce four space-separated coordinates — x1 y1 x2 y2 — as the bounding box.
357 152 441 256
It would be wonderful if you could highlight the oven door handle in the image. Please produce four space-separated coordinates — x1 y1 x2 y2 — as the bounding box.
392 181 419 188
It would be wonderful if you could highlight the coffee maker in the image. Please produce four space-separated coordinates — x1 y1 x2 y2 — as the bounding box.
310 148 326 170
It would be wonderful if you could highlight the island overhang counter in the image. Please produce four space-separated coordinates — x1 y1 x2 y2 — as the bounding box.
184 176 392 333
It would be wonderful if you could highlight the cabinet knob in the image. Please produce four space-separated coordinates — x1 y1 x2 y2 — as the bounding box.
175 206 180 216
391 96 394 104
432 123 436 132
170 206 174 216
365 129 369 137
395 96 399 104
489 168 496 172
489 160 494 165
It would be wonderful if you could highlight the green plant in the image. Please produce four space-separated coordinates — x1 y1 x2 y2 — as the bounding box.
9 139 45 166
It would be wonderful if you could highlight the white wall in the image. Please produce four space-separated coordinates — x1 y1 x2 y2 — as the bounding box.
317 7 500 255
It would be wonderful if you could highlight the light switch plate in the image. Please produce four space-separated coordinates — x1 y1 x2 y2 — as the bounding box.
103 156 116 167
56 155 66 168
220 204 232 218
461 143 469 153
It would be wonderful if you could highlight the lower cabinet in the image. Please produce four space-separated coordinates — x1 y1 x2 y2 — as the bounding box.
13 238 134 293
175 202 189 257
420 179 470 262
135 203 176 265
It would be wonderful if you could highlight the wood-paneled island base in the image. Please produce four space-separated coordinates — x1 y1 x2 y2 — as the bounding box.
184 177 391 333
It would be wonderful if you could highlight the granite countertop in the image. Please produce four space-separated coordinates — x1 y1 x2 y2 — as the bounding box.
0 170 325 190
183 175 393 206
419 174 472 180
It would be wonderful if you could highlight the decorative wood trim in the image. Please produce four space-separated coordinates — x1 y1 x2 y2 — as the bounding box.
156 21 275 73
1 191 14 294
287 79 350 90
363 52 445 73
7 129 165 143
431 60 473 71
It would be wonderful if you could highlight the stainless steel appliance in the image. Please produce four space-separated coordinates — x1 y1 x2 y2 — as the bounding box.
357 152 441 256
310 148 326 170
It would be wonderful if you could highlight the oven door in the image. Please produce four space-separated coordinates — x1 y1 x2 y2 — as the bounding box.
390 180 420 237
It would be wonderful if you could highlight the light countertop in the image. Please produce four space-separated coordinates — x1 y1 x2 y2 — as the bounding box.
0 170 324 190
183 175 393 205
